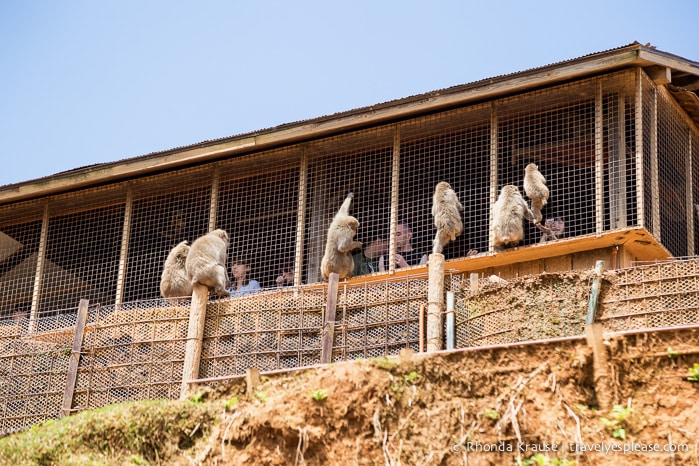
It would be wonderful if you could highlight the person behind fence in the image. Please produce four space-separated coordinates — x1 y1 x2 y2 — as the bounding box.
379 221 428 270
352 229 389 276
275 259 296 287
229 256 261 296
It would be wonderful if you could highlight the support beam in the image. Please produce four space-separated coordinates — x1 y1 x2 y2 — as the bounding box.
180 284 209 399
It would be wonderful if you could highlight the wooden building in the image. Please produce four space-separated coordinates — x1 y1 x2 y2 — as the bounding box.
1 41 698 319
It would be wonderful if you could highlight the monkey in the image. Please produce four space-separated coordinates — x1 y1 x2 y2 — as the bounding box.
160 240 193 300
491 185 536 251
320 192 362 280
185 229 231 296
432 181 464 254
537 217 565 242
523 163 549 224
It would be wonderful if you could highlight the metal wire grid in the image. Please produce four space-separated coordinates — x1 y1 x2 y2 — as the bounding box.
216 154 301 291
124 167 213 302
454 273 589 348
694 130 699 254
399 105 491 259
657 86 692 257
600 259 699 332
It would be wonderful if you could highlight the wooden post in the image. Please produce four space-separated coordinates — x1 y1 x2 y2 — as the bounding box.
61 299 89 417
180 284 208 399
320 272 339 364
426 253 445 352
246 367 261 397
585 260 612 410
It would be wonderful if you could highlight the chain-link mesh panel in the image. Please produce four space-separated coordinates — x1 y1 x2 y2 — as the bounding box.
455 272 589 347
399 105 491 259
600 259 699 332
0 200 44 318
217 150 301 293
124 168 213 302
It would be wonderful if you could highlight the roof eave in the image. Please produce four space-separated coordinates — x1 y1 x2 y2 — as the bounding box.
2 43 696 205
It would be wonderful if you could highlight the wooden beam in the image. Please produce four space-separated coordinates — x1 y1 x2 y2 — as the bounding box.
180 284 208 399
426 253 445 352
61 299 89 417
644 65 672 85
320 273 339 364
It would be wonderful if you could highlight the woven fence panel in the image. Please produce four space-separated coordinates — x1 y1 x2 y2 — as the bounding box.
455 273 590 348
0 309 76 435
599 259 699 332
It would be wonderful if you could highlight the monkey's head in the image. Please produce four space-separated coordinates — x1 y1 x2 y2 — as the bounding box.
501 185 520 196
526 163 538 172
211 229 229 243
435 181 451 193
172 241 190 265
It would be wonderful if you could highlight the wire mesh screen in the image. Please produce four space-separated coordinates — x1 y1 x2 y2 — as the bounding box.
694 130 699 254
124 168 212 302
217 150 301 293
599 259 699 332
305 127 393 282
657 87 691 257
40 202 124 313
0 201 44 318
399 106 491 259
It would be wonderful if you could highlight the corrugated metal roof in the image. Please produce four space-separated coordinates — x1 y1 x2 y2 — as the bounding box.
2 41 698 201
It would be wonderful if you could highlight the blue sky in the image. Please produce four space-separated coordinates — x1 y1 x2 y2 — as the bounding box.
0 0 696 187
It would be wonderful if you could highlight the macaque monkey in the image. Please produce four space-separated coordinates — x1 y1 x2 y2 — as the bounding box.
320 193 362 280
523 163 549 224
185 229 231 296
160 240 193 299
491 185 535 250
432 181 464 254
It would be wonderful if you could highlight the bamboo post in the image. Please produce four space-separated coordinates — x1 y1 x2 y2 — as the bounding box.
61 299 89 417
426 253 445 352
180 284 208 399
320 272 339 364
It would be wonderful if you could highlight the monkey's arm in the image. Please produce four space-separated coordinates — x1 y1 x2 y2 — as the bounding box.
337 192 354 216
337 236 362 253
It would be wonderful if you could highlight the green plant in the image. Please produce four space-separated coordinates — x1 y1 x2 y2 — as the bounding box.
600 404 633 440
372 356 397 371
667 347 679 359
254 390 268 403
687 363 699 382
310 389 328 402
481 408 499 421
404 371 422 385
523 454 576 466
189 392 204 404
224 396 239 411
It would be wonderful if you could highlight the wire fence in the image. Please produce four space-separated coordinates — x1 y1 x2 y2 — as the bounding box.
4 259 699 435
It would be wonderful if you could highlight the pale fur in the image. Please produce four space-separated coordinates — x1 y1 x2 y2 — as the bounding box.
523 163 549 224
432 181 464 254
160 240 193 299
185 229 231 296
321 193 362 280
491 185 535 250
